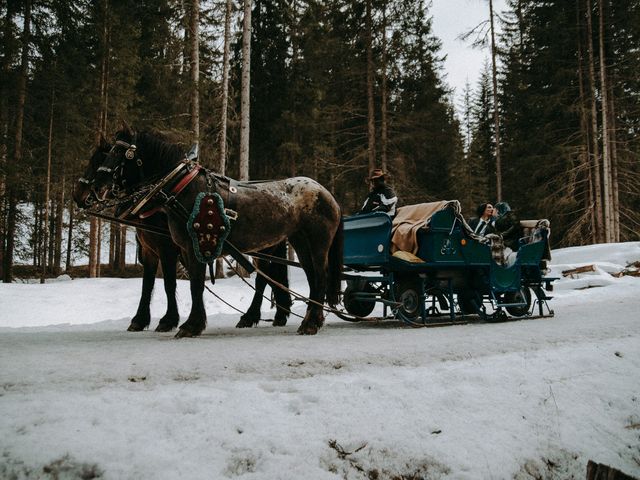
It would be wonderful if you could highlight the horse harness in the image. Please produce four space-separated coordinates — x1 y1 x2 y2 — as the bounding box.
97 137 255 273
86 141 369 323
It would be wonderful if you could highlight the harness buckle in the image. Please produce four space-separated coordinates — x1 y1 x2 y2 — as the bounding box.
224 208 238 221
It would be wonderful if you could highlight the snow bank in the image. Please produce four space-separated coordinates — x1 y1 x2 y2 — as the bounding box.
549 241 640 291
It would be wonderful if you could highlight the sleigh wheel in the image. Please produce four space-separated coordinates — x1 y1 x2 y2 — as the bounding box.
394 277 424 324
343 282 376 319
504 287 532 317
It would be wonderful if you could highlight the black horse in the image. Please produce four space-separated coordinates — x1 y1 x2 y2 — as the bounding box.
88 126 342 337
73 136 294 332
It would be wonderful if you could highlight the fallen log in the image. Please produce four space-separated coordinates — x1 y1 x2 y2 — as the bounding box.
562 264 596 277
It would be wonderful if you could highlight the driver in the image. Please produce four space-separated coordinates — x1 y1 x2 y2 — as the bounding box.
359 169 398 216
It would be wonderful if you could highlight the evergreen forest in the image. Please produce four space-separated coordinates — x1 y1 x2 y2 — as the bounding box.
0 0 638 281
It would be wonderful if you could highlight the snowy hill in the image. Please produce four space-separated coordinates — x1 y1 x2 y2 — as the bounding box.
1 243 639 479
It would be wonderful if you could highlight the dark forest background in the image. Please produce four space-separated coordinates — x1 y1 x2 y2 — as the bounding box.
0 0 638 281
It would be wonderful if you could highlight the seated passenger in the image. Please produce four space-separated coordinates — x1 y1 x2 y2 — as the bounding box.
468 202 496 236
494 202 522 252
359 168 398 216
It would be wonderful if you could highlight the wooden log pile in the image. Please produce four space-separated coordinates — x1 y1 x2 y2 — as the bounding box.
611 261 640 278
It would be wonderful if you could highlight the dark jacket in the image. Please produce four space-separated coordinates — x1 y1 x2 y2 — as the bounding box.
494 210 522 251
468 217 495 236
360 184 398 216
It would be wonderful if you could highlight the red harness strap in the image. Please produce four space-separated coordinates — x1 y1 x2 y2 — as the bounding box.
171 164 202 196
139 164 202 219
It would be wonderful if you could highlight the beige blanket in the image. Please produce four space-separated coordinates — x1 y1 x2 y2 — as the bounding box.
391 201 449 254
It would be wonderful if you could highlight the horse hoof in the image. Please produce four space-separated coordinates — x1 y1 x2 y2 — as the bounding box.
235 319 256 328
175 328 194 338
127 323 148 332
155 324 176 333
237 313 259 328
297 324 318 335
272 318 288 327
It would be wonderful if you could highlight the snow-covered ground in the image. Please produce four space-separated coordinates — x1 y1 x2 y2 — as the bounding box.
1 243 639 479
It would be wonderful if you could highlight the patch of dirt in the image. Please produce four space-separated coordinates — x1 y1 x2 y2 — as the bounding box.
223 449 260 477
513 449 581 480
0 452 103 480
323 440 450 479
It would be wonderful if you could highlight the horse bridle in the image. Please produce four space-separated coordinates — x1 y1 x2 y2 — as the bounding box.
99 135 146 197
76 146 112 206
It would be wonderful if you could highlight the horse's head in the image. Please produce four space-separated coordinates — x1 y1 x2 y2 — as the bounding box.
91 123 145 200
73 135 112 208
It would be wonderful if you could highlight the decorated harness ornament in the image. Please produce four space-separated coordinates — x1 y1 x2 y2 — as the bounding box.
125 145 136 160
187 192 231 263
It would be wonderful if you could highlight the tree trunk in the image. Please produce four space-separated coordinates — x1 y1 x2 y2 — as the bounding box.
48 204 55 273
65 199 74 272
216 0 233 280
585 0 605 243
576 0 597 243
54 177 64 274
3 0 31 283
380 4 388 173
33 199 41 267
607 79 620 241
239 0 252 182
118 225 127 271
489 0 503 202
3 195 17 282
0 2 16 280
219 0 232 175
365 0 376 173
98 0 110 140
89 218 99 277
597 0 612 243
109 223 118 269
97 219 102 277
42 87 55 283
189 0 200 148
237 0 252 277
91 0 109 278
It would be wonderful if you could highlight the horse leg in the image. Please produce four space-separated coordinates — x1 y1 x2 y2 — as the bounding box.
304 250 328 334
129 245 158 331
269 243 292 326
236 257 268 328
175 253 207 338
156 247 180 332
289 234 323 335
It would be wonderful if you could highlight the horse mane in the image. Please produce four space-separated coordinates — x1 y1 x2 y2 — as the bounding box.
135 129 186 172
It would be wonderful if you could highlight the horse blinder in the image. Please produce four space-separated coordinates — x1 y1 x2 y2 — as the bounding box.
109 137 143 193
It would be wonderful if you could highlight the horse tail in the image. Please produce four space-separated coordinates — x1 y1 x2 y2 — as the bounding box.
326 218 343 307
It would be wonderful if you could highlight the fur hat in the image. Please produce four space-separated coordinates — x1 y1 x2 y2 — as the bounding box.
495 202 511 216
